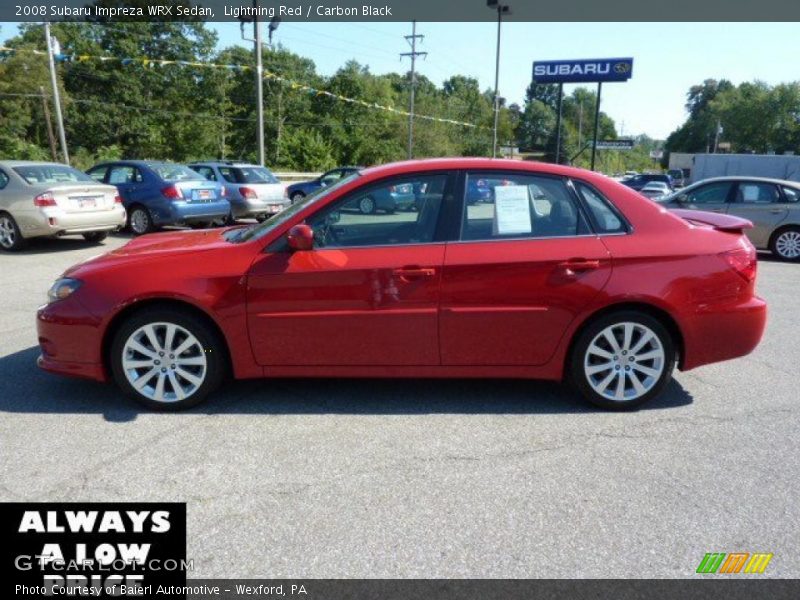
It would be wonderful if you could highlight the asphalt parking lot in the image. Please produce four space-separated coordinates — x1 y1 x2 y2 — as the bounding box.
1 232 798 578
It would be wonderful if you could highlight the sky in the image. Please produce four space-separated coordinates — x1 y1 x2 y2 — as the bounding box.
3 21 799 140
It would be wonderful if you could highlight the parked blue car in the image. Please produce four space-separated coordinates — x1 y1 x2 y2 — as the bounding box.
285 166 362 203
86 161 229 235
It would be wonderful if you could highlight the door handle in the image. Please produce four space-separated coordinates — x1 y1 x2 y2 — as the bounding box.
558 259 600 276
393 266 436 281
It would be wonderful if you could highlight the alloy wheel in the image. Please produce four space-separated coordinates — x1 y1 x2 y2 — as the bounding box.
130 209 150 235
0 216 16 249
775 230 800 259
583 322 665 403
121 322 208 403
359 196 375 214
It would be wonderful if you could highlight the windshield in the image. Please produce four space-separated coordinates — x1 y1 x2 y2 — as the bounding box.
220 166 279 184
13 165 93 185
228 172 361 244
151 164 204 182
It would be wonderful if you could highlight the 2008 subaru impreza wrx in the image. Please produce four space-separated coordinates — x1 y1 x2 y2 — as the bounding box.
37 159 767 411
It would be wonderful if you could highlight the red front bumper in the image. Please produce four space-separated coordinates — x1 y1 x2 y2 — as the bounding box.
36 297 108 382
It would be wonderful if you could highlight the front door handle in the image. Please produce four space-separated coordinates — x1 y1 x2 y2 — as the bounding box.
558 259 600 276
393 266 436 281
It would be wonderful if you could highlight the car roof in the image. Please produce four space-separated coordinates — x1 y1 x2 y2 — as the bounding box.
189 161 269 168
0 160 74 168
688 175 800 187
358 158 603 182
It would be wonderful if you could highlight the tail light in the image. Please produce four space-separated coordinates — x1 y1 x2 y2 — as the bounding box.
240 187 257 200
388 185 397 193
721 246 757 283
161 185 183 200
34 192 56 207
113 194 122 204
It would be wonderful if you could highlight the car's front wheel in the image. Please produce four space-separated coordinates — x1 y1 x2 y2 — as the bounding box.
82 231 108 244
110 307 226 411
770 227 800 262
570 311 675 410
290 192 305 204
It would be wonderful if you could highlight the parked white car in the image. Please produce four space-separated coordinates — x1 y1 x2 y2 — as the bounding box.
0 161 126 251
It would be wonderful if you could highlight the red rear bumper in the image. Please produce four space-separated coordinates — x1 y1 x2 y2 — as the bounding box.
681 296 767 371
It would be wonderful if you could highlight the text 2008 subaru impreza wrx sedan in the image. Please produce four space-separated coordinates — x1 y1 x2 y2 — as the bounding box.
36 159 767 411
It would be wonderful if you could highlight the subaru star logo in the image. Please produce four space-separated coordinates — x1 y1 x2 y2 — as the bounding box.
614 62 631 74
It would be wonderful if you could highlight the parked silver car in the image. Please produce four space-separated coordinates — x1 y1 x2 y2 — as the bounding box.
0 161 126 252
656 176 800 261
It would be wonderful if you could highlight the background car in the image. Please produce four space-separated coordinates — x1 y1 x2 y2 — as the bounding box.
639 181 672 198
189 161 288 222
622 173 674 192
38 158 765 413
656 176 800 261
667 169 686 187
87 161 229 235
0 161 125 251
286 166 362 203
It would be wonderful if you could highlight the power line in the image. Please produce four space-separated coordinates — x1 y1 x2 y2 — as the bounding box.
400 21 427 159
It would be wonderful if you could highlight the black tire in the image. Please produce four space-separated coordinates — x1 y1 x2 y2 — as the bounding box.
255 214 268 223
128 206 154 236
569 310 676 411
290 192 305 204
769 227 800 262
109 307 228 411
82 231 108 244
358 196 376 215
0 213 27 251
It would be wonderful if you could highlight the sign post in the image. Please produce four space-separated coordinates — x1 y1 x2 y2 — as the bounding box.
532 57 633 169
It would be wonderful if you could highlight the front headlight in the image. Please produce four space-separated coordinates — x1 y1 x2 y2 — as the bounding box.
47 278 82 304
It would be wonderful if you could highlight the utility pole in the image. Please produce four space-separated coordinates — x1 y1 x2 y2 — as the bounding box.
44 22 68 164
39 86 57 161
254 9 265 166
487 1 511 158
400 21 426 160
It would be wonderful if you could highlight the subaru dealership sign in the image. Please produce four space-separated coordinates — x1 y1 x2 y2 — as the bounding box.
532 57 634 84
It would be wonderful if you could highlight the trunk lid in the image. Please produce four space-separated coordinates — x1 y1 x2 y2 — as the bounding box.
48 184 118 213
173 180 221 203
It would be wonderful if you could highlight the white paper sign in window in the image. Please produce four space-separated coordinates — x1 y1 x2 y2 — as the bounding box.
493 185 532 235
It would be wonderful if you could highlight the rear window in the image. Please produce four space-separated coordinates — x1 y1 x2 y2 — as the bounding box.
219 166 279 184
150 164 204 182
13 165 93 185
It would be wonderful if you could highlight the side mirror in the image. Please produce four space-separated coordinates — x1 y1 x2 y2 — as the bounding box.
287 224 314 251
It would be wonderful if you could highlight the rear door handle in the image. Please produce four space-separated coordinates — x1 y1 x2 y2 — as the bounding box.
393 266 436 281
558 259 601 276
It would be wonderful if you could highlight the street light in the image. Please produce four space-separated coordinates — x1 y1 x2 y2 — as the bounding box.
487 0 511 158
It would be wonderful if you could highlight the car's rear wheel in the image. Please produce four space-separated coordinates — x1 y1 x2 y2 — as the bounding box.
82 231 108 244
110 308 226 411
570 311 675 410
770 227 800 262
0 213 27 251
290 192 305 204
129 206 154 236
358 196 376 215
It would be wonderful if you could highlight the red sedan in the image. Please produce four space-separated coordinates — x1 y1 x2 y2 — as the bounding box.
37 159 767 411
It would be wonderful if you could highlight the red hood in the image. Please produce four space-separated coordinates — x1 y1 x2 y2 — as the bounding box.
63 228 242 277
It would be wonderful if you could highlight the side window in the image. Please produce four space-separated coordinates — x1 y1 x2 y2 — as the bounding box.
218 167 237 183
194 166 217 181
782 186 800 203
87 167 107 183
575 182 628 233
0 170 9 189
461 172 589 241
108 166 139 185
735 183 779 204
306 173 450 248
685 182 733 204
320 170 342 186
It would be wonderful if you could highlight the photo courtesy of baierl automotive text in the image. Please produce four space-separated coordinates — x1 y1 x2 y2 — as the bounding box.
1 1 799 599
